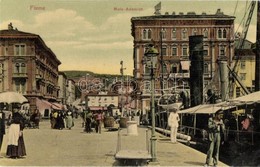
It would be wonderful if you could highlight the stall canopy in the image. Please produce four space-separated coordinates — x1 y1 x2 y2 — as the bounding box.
228 91 260 105
179 91 260 114
178 104 222 114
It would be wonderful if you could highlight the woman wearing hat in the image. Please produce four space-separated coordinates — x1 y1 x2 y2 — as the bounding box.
167 108 180 143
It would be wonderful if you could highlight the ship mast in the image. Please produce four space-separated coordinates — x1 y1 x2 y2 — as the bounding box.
255 1 260 91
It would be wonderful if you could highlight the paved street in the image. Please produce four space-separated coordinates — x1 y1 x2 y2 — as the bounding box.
0 118 227 166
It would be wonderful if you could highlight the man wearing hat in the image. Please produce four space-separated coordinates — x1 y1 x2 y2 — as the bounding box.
204 111 225 167
167 107 180 143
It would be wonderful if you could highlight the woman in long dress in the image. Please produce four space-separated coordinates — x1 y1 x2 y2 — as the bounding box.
6 110 26 158
66 110 73 130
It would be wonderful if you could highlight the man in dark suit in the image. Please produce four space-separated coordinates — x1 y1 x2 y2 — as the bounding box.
205 111 225 167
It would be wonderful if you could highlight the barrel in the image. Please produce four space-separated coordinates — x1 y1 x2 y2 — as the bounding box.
104 116 115 128
119 117 127 128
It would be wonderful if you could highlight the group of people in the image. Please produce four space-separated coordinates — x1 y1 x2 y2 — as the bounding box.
0 108 26 159
82 109 104 134
167 107 226 167
50 109 74 130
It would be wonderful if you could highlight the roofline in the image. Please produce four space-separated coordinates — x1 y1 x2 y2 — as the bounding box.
131 15 236 21
0 29 61 65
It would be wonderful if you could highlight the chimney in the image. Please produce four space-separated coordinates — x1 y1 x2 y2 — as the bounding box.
189 35 204 107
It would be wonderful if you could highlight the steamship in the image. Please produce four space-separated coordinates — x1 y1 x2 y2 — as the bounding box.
154 36 260 166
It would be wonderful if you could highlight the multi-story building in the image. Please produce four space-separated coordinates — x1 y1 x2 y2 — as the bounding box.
58 72 67 104
233 39 255 97
66 79 76 105
0 23 61 110
131 9 235 111
85 91 119 112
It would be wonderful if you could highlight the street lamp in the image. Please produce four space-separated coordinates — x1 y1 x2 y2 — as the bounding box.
144 44 159 162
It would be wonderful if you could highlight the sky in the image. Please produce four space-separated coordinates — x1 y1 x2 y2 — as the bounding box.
0 0 257 75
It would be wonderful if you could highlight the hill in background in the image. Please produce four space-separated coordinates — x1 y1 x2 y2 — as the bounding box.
62 70 122 80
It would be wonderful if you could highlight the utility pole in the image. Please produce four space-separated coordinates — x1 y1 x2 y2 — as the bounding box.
120 61 126 115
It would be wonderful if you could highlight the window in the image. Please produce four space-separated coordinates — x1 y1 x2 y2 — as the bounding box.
182 47 188 56
240 73 246 80
14 78 26 94
182 29 187 39
203 49 208 56
204 63 209 73
240 61 246 69
162 47 167 56
203 46 209 56
220 45 225 56
14 62 26 73
148 29 152 39
218 29 222 38
161 28 166 39
192 28 197 36
144 64 150 75
14 44 25 56
236 87 240 97
171 63 178 73
143 29 147 39
172 28 177 39
0 63 3 74
144 81 151 93
223 29 227 38
203 29 208 38
172 47 177 56
217 29 227 39
162 63 167 74
143 29 151 40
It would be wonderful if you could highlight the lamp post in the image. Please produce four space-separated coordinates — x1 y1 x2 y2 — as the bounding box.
144 44 159 162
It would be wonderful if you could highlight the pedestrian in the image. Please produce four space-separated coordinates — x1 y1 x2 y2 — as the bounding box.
6 108 26 159
50 109 57 129
94 110 103 134
0 108 6 158
204 111 225 167
167 108 180 143
85 111 92 133
55 110 65 130
81 109 87 128
66 109 74 130
30 109 40 128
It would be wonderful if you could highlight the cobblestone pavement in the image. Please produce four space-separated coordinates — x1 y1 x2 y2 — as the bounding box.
0 118 228 166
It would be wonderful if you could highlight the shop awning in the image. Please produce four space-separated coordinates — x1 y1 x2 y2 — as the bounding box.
36 98 52 114
180 61 190 70
51 102 64 111
89 106 107 111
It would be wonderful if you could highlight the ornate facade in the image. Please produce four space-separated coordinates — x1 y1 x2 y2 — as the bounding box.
131 10 235 111
0 23 61 110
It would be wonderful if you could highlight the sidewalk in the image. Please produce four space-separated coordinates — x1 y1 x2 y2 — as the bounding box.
0 119 228 166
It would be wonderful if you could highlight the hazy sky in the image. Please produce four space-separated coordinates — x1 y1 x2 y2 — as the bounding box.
0 0 257 75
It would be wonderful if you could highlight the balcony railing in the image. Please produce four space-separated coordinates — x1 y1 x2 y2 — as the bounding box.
169 73 190 78
12 73 28 78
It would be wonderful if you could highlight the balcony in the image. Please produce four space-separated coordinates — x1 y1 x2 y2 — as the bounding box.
45 80 54 86
204 73 212 78
169 73 190 79
12 73 28 78
35 74 43 80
